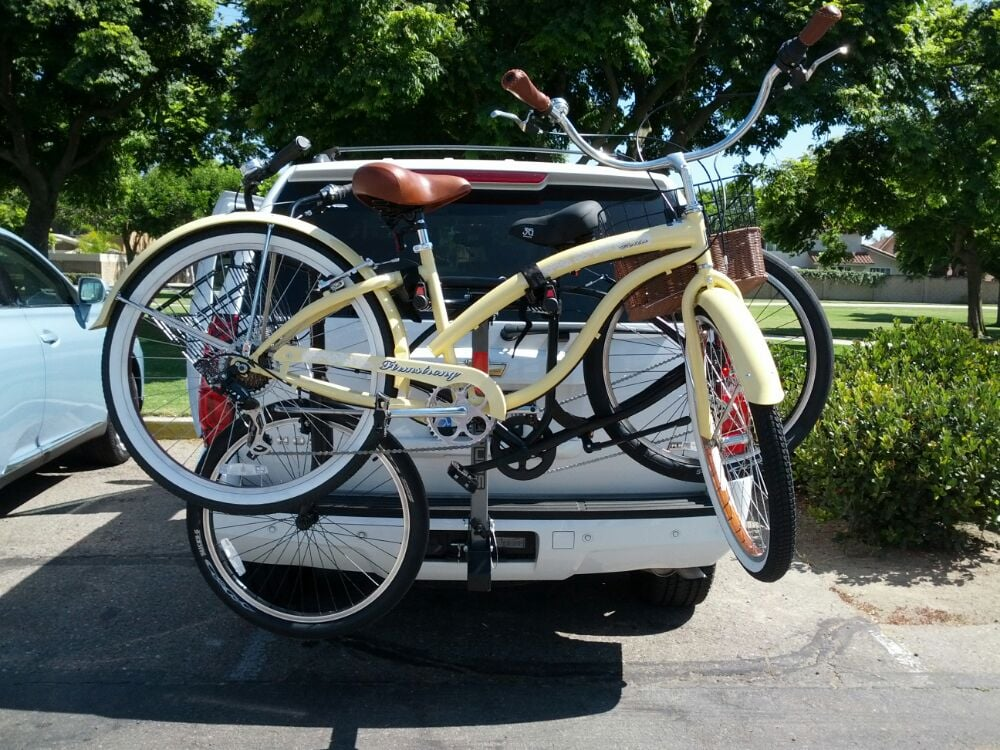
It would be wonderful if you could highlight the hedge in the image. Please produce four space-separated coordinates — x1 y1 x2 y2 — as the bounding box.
794 318 1000 549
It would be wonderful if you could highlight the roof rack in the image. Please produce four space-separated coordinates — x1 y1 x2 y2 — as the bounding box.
320 144 580 161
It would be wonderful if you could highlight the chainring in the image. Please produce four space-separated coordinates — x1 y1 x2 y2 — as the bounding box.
425 384 495 445
490 414 557 480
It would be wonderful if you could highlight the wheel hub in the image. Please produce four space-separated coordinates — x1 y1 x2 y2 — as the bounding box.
295 508 319 530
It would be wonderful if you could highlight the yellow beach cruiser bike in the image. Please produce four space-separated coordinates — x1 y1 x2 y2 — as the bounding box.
97 7 844 632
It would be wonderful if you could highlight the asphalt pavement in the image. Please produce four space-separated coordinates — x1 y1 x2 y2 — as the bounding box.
1 458 998 749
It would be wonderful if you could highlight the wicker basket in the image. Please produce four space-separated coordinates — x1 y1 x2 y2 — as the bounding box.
613 226 767 321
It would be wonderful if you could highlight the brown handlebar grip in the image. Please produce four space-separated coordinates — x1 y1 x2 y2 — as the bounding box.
798 5 842 46
501 69 553 114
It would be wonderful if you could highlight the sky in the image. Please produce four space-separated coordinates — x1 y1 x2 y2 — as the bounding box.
709 123 844 177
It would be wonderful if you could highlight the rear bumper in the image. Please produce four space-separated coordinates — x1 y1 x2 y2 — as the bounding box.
417 496 728 582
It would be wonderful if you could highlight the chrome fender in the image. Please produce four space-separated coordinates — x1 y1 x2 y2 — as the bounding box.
91 212 405 351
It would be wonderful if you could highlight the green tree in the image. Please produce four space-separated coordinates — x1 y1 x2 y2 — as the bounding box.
119 160 241 260
0 185 27 230
756 153 867 263
758 1 1000 335
237 1 913 156
0 0 234 254
52 160 241 261
237 0 468 149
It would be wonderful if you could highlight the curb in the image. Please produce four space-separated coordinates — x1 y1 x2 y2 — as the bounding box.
142 417 198 441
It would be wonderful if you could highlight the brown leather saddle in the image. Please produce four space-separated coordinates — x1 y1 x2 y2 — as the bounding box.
352 162 471 213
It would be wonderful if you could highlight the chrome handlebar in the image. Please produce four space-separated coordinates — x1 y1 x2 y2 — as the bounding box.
492 47 847 175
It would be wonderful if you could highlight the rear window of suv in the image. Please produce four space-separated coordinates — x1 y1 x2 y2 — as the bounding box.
274 179 673 321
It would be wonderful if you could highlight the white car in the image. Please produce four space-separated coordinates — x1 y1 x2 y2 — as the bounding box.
0 228 141 488
184 152 830 635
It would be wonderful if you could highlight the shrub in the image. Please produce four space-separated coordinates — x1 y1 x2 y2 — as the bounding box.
76 229 119 254
798 267 888 287
771 343 807 425
795 318 1000 549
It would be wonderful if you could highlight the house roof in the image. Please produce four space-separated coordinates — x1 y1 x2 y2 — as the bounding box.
863 234 897 258
810 252 875 265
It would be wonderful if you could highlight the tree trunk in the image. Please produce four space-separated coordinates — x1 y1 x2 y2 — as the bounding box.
965 260 986 337
21 189 59 256
953 231 986 337
988 262 1000 328
121 231 136 264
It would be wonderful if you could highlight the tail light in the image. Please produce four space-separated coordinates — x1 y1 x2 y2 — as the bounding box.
197 315 239 444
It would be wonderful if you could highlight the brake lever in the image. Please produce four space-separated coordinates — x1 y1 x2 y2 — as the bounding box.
786 45 849 89
806 45 849 79
291 183 352 219
490 109 528 130
490 109 544 134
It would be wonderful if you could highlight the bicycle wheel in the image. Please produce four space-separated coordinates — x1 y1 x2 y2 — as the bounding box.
583 252 831 481
102 224 394 512
689 311 795 581
188 414 428 638
749 252 833 450
582 302 693 477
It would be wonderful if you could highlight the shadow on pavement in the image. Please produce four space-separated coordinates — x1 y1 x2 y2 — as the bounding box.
0 482 699 746
1 453 150 517
794 511 1000 589
0 471 73 516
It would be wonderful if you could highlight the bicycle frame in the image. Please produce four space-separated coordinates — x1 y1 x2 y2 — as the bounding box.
253 211 783 439
92 0 848 457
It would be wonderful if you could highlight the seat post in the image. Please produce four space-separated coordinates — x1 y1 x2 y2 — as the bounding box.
408 214 454 349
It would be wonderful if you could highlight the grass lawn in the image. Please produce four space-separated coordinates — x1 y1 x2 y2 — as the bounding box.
819 301 999 342
748 300 999 346
137 321 194 418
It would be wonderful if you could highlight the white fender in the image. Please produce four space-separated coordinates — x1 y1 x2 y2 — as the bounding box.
691 286 785 406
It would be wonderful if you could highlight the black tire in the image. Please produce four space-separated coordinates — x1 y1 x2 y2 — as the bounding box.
187 418 428 638
692 312 795 582
102 224 394 512
632 565 715 607
78 422 131 467
582 252 832 481
752 252 833 451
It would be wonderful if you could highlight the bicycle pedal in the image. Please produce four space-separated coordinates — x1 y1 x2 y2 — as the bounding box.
448 462 479 493
374 392 391 436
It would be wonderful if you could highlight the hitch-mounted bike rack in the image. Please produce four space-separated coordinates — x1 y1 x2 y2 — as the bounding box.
467 320 494 591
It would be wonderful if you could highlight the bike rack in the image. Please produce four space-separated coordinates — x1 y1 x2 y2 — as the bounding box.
467 320 494 591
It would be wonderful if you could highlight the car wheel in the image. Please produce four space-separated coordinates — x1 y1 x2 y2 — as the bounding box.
632 565 715 607
80 422 131 467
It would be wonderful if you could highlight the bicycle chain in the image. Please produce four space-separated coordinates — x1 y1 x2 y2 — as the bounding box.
246 356 681 471
272 436 488 458
262 431 624 476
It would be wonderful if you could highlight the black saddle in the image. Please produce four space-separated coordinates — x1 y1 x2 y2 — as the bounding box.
509 200 603 248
